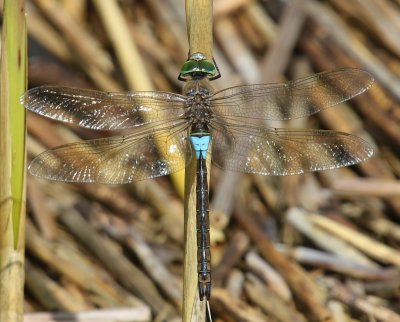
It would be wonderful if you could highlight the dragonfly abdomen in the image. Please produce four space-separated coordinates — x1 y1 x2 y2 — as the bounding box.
196 154 211 300
190 133 212 300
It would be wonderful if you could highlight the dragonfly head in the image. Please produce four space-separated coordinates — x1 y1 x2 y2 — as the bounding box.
178 52 220 81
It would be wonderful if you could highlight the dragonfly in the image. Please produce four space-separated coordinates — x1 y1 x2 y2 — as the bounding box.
22 52 374 301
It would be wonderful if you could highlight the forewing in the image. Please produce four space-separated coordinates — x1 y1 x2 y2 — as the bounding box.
29 129 191 183
211 127 373 175
22 86 186 130
210 68 374 121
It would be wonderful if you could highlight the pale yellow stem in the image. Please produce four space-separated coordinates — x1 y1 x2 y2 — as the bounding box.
183 1 214 321
0 0 27 321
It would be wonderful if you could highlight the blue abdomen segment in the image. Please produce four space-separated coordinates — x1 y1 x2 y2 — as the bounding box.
190 134 211 159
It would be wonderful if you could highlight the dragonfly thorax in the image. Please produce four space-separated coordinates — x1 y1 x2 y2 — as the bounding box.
183 80 213 129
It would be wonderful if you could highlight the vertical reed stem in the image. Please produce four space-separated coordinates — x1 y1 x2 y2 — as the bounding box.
183 1 213 321
0 1 27 321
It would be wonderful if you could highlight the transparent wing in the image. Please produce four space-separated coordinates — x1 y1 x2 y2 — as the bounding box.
29 128 191 183
210 68 374 122
22 86 187 130
211 127 373 175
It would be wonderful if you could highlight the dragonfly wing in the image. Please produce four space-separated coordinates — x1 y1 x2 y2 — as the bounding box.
29 129 191 183
210 68 374 121
211 127 373 175
22 86 187 130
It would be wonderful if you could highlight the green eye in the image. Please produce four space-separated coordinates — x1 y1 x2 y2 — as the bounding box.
179 52 219 80
180 60 217 78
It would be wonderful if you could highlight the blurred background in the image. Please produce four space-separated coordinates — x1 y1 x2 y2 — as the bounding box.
8 0 400 321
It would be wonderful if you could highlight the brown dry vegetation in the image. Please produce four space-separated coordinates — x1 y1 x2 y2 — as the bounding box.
16 0 400 321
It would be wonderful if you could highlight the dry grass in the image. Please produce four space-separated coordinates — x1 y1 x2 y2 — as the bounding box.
17 0 400 321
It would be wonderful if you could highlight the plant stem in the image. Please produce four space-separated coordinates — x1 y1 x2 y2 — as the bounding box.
0 0 27 321
183 1 213 321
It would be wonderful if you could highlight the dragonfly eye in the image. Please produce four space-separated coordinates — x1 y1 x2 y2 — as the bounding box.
178 55 218 81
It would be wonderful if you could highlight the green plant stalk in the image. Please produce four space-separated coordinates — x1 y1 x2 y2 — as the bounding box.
183 1 213 321
0 0 27 321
